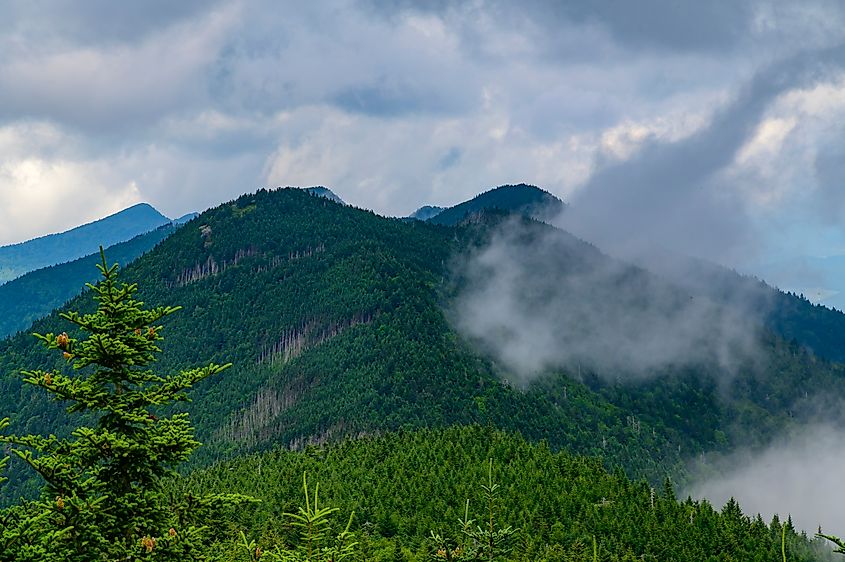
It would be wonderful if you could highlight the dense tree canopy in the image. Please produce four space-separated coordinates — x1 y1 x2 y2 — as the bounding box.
179 426 833 561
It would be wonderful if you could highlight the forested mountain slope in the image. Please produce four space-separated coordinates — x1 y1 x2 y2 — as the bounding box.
424 183 845 366
1 187 843 504
0 203 171 284
0 223 183 339
183 426 831 561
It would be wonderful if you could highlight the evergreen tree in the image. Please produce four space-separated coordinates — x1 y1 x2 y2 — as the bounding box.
0 250 248 561
239 472 358 561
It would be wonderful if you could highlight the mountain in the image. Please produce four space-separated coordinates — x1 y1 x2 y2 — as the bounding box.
0 203 172 284
304 186 345 204
408 205 445 221
2 186 843 511
173 212 199 224
427 183 565 226
0 223 185 339
3 185 845 559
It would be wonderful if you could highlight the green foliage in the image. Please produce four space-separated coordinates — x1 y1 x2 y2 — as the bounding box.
0 188 842 560
179 426 832 561
817 532 845 555
239 473 357 562
0 250 248 561
1 186 844 508
0 418 7 485
429 459 515 561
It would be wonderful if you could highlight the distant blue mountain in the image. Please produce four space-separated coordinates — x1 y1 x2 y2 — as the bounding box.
0 203 172 284
408 205 445 221
173 212 199 225
0 224 183 339
304 187 345 205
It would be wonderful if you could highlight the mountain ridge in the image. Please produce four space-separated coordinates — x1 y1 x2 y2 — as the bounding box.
408 205 445 221
0 223 185 339
0 203 173 284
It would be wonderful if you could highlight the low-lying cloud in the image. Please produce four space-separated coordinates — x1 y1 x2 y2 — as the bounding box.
452 219 764 383
687 424 845 534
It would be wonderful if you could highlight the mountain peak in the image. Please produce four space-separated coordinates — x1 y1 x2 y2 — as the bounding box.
408 205 445 221
427 183 565 226
0 203 172 284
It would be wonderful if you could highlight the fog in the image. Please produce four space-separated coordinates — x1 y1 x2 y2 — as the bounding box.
450 45 845 386
452 218 764 383
687 424 845 534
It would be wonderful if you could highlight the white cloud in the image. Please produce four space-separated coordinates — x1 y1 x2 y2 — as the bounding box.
261 103 599 215
780 75 845 116
688 425 845 534
0 0 842 259
598 111 710 161
0 154 142 245
736 117 797 166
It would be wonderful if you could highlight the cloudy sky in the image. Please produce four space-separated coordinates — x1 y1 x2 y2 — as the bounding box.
2 1 845 269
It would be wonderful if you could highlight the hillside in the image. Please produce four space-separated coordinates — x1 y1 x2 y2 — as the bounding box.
2 187 843 509
428 183 565 226
0 223 183 339
756 254 845 312
0 203 171 284
179 426 831 561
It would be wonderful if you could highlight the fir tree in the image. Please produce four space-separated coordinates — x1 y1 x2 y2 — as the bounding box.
239 472 358 562
0 250 249 561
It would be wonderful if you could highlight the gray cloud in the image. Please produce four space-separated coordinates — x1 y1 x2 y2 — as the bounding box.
1 0 845 255
363 0 753 53
547 0 751 52
437 147 462 170
0 3 234 133
333 79 459 117
814 140 845 224
561 44 845 267
0 0 217 46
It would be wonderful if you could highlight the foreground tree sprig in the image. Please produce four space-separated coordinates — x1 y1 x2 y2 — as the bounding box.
240 472 358 562
0 249 250 561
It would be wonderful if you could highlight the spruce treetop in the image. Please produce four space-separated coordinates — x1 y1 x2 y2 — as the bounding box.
0 249 247 561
